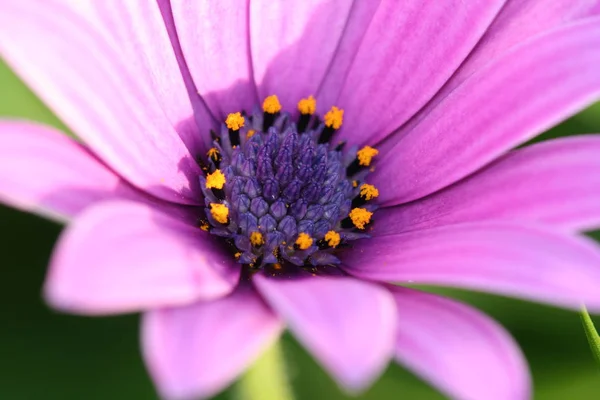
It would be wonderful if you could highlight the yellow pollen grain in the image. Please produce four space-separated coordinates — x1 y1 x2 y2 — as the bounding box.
359 184 379 200
349 208 373 230
352 180 358 188
205 169 226 190
207 147 219 159
357 146 379 167
324 231 341 248
295 233 313 250
262 95 282 114
324 106 344 129
234 252 241 259
273 263 283 270
250 231 265 246
246 129 256 139
199 221 210 231
297 95 316 115
225 112 245 130
210 203 229 224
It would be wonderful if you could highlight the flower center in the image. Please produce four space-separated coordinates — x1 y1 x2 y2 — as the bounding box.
198 95 379 271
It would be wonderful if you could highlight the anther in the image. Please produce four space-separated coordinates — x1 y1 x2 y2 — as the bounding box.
342 207 372 230
297 95 316 133
206 168 226 199
250 231 265 247
295 232 313 250
246 129 256 139
210 203 229 224
199 220 210 232
262 95 281 131
347 145 379 176
324 230 341 248
207 147 222 168
352 183 379 208
319 106 344 144
226 112 244 146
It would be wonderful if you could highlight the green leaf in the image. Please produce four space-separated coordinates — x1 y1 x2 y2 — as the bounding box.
581 306 600 366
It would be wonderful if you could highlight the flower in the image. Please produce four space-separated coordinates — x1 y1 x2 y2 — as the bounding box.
1 1 600 400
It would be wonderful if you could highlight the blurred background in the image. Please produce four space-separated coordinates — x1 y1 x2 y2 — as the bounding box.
1 58 599 399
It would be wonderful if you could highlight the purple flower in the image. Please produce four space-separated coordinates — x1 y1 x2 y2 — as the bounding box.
1 1 600 399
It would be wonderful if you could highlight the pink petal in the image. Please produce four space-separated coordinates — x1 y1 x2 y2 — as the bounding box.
373 135 600 235
172 1 258 118
391 0 600 143
253 274 396 392
142 286 282 400
90 1 214 157
332 0 505 145
374 18 600 205
342 221 600 311
0 121 137 222
391 287 530 400
0 0 201 204
250 0 356 110
46 201 239 315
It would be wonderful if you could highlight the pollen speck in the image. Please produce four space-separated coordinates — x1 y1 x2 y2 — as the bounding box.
210 203 229 224
234 252 241 259
273 263 282 270
324 106 344 129
349 208 373 230
263 95 282 114
324 231 341 248
226 112 245 130
206 169 226 189
359 184 379 200
246 129 256 138
295 233 313 250
352 180 358 188
297 95 316 115
357 146 379 166
250 231 265 246
199 221 210 231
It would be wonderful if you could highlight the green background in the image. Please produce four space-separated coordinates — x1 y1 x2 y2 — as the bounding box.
1 59 599 399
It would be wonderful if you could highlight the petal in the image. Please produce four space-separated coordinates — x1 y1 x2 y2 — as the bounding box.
374 18 600 205
332 0 505 145
0 0 201 204
172 1 258 117
250 0 355 109
372 135 600 235
342 221 600 311
46 200 239 315
391 287 530 400
142 286 282 400
395 0 600 135
253 274 396 391
0 121 135 222
90 0 215 156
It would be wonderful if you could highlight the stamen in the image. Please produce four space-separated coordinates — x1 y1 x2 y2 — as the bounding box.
357 146 378 166
246 129 256 139
226 112 244 146
298 95 316 115
205 169 226 190
295 233 313 250
250 231 265 246
319 106 344 144
263 95 282 114
207 147 221 168
297 95 316 133
262 95 282 131
348 207 373 230
347 145 379 176
226 112 245 131
324 230 341 248
359 184 379 200
210 203 229 224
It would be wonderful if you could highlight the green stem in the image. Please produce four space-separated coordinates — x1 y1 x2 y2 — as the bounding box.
236 340 295 400
581 306 600 367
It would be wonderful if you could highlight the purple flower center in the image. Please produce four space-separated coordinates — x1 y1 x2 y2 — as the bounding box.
199 95 379 271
